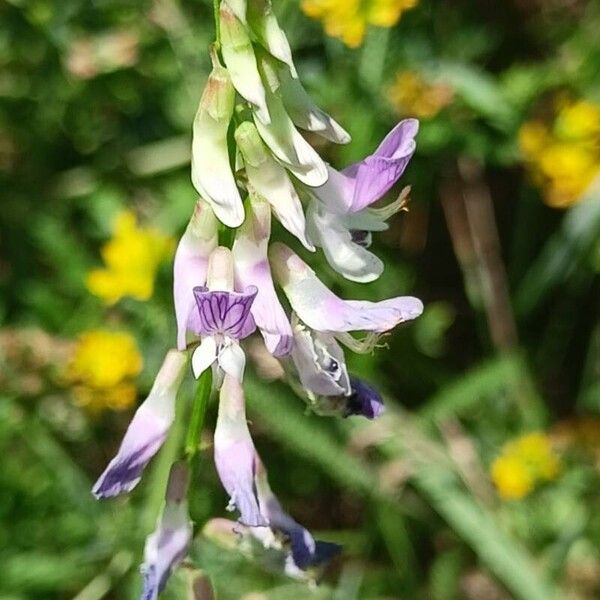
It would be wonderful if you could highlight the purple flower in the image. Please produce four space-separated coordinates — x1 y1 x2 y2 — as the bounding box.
344 377 385 419
290 317 350 397
140 462 192 599
92 350 188 498
214 374 267 527
255 455 340 570
191 247 257 381
313 119 419 215
232 195 294 356
270 242 423 337
173 201 218 350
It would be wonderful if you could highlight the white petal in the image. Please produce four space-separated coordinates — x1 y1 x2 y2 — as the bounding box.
307 202 383 283
192 336 218 378
219 342 246 381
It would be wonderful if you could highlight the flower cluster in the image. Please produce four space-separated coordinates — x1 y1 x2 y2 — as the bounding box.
65 329 142 411
91 1 423 596
86 210 174 304
302 0 418 48
387 70 454 119
519 96 600 209
491 432 560 500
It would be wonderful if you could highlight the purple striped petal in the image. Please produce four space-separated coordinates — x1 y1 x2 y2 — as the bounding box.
192 286 258 339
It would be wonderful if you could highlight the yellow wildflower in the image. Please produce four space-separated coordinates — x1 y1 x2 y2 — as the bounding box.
491 432 560 500
387 70 454 119
302 0 418 48
86 210 174 304
65 329 143 412
519 97 600 208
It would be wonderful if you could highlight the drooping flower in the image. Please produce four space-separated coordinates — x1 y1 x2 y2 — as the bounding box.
231 194 294 357
140 462 193 599
490 432 561 500
301 0 418 48
191 247 257 382
92 350 188 498
270 242 423 338
65 329 143 412
290 316 351 397
214 374 267 527
344 377 384 419
191 49 244 227
86 211 174 304
254 454 341 570
173 201 218 350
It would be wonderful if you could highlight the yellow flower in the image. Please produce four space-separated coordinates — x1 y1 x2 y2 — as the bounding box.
491 432 560 500
387 70 454 119
86 210 174 304
302 0 418 48
65 329 143 412
519 97 600 209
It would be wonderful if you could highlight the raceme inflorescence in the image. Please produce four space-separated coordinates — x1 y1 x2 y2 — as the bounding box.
91 1 423 597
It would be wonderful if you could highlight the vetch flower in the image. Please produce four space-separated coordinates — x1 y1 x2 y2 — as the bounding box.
191 247 257 382
220 1 270 124
253 53 328 187
270 242 423 338
312 119 418 215
191 49 244 227
173 201 218 350
214 374 267 527
65 329 143 412
232 194 294 356
140 462 193 599
306 185 410 283
92 350 188 498
290 316 351 397
235 121 314 251
254 454 341 570
344 377 384 419
86 211 174 304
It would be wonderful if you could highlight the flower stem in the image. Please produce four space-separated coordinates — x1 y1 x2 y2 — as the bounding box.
185 368 213 462
213 0 221 49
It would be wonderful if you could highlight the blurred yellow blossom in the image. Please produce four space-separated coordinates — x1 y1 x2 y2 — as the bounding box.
491 432 561 500
302 0 418 48
519 97 600 208
86 210 174 304
387 70 454 119
65 330 143 411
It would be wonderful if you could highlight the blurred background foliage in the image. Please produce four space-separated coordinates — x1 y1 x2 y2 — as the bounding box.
0 0 599 598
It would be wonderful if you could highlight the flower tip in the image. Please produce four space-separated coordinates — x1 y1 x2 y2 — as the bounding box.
92 467 141 499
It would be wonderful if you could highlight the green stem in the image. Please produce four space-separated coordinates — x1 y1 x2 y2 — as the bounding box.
213 0 221 49
185 368 213 462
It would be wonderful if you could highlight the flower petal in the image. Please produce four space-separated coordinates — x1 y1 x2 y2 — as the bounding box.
307 201 383 283
254 455 341 570
291 319 350 396
232 195 294 356
192 287 258 339
270 243 424 334
214 375 267 526
92 351 187 498
191 336 218 379
218 342 246 381
344 377 385 419
173 201 218 350
140 463 192 599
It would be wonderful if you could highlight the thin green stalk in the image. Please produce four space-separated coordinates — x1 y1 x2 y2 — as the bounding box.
213 0 221 49
185 368 213 463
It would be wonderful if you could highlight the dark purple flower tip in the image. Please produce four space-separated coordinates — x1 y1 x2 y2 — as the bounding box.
345 377 385 420
289 528 341 570
193 286 258 339
350 229 372 248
